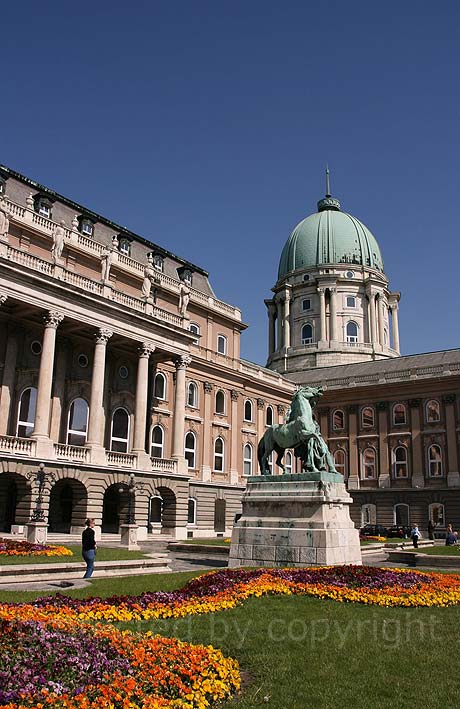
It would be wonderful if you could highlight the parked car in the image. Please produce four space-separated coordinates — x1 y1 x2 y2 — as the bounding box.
386 525 411 539
359 524 388 538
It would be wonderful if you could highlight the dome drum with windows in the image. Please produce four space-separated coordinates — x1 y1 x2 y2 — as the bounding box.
266 170 401 373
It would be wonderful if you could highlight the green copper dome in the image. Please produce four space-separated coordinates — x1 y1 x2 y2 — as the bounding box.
278 187 384 280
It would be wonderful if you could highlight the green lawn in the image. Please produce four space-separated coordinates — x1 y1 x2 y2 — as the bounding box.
2 568 460 708
182 538 230 546
415 545 460 555
0 545 148 565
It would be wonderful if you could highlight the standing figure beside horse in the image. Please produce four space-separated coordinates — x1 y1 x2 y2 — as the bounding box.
257 386 338 476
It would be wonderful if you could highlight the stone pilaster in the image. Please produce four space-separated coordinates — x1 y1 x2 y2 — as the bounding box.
318 288 326 343
132 342 156 467
377 403 390 488
409 399 424 488
0 323 18 436
266 300 276 356
49 340 69 443
32 311 64 456
444 395 460 487
283 287 291 349
171 354 192 473
329 287 338 342
229 389 240 484
347 405 360 489
276 296 283 351
86 328 112 463
201 381 213 481
366 289 376 344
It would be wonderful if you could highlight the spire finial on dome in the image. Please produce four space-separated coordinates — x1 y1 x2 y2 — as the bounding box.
325 164 331 198
317 164 341 212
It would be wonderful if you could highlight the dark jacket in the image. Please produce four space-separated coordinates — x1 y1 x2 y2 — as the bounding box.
82 527 96 551
445 532 456 546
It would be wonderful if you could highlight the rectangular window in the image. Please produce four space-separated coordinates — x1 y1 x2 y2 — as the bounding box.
39 205 50 218
346 296 356 307
302 299 311 311
82 222 93 236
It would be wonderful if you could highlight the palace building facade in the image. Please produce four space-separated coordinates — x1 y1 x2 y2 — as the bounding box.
0 165 294 539
266 174 460 532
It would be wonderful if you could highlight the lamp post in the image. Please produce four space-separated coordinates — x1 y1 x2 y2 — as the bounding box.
119 473 146 549
26 463 56 543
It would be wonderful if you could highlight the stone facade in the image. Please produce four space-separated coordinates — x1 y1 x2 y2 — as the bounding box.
0 165 295 540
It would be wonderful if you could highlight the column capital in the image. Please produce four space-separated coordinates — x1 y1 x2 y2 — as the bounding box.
0 291 8 306
175 354 192 370
443 394 456 405
44 311 64 329
204 381 213 393
95 328 113 345
317 286 326 294
230 389 239 401
328 286 337 294
138 342 156 358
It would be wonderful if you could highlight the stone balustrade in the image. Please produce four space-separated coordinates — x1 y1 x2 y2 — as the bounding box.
0 436 36 456
54 443 89 463
105 451 137 468
151 457 177 473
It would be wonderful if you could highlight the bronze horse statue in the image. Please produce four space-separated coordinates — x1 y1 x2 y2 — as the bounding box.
257 386 338 475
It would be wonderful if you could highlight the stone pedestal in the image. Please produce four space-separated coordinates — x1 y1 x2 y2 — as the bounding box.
228 472 362 568
26 522 48 545
120 524 140 550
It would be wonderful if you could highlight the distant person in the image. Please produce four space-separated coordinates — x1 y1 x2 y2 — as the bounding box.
445 523 456 546
82 518 97 578
410 524 421 549
427 519 434 540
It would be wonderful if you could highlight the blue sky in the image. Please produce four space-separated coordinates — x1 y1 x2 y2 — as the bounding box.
2 1 459 365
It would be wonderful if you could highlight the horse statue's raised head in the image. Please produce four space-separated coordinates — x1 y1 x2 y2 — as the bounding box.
296 385 324 402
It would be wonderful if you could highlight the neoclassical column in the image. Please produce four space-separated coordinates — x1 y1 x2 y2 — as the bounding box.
377 402 390 488
229 389 240 484
318 288 326 342
377 296 385 346
132 342 156 455
171 354 192 471
276 295 283 350
201 381 213 481
49 339 69 442
329 287 338 341
266 301 276 356
367 289 376 344
283 288 291 349
409 399 424 488
32 311 64 440
86 328 113 448
390 303 400 352
347 405 360 489
0 320 18 436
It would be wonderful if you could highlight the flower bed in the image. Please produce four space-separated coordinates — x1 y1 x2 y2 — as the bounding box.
0 538 73 557
0 617 240 709
360 535 386 542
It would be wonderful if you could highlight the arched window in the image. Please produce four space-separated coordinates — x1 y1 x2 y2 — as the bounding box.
214 498 226 532
266 406 274 426
187 497 197 525
154 372 166 400
301 323 313 344
217 335 227 355
16 387 37 437
393 446 408 478
285 451 293 475
332 409 345 430
394 503 410 527
346 321 358 343
110 408 130 453
150 425 164 458
429 502 445 527
215 390 225 414
362 447 377 479
244 399 253 422
393 403 406 425
243 443 253 476
425 400 440 423
67 398 89 445
149 495 162 524
214 437 225 472
184 431 196 469
187 382 198 408
334 449 347 477
361 406 375 428
428 444 443 477
361 503 376 526
189 323 200 344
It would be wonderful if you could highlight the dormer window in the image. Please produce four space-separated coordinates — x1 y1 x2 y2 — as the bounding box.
153 254 164 272
77 216 95 237
119 238 131 256
34 195 53 219
0 176 6 195
177 266 192 286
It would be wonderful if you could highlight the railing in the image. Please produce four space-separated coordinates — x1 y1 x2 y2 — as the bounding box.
151 457 177 473
63 270 104 295
111 289 145 312
77 232 104 255
6 246 54 275
0 436 36 456
54 443 89 462
106 451 137 468
153 306 182 327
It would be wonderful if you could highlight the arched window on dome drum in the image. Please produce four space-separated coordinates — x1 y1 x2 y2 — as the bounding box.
346 321 358 344
361 406 375 428
184 431 196 469
243 443 253 476
425 400 440 423
154 372 166 400
16 387 38 438
266 406 274 426
187 382 198 408
333 449 347 478
244 399 253 422
393 446 408 478
285 451 293 475
110 408 130 453
67 398 89 446
428 444 442 477
393 403 407 426
215 390 225 415
301 323 313 345
214 437 225 472
151 425 164 459
362 447 377 479
332 409 345 431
